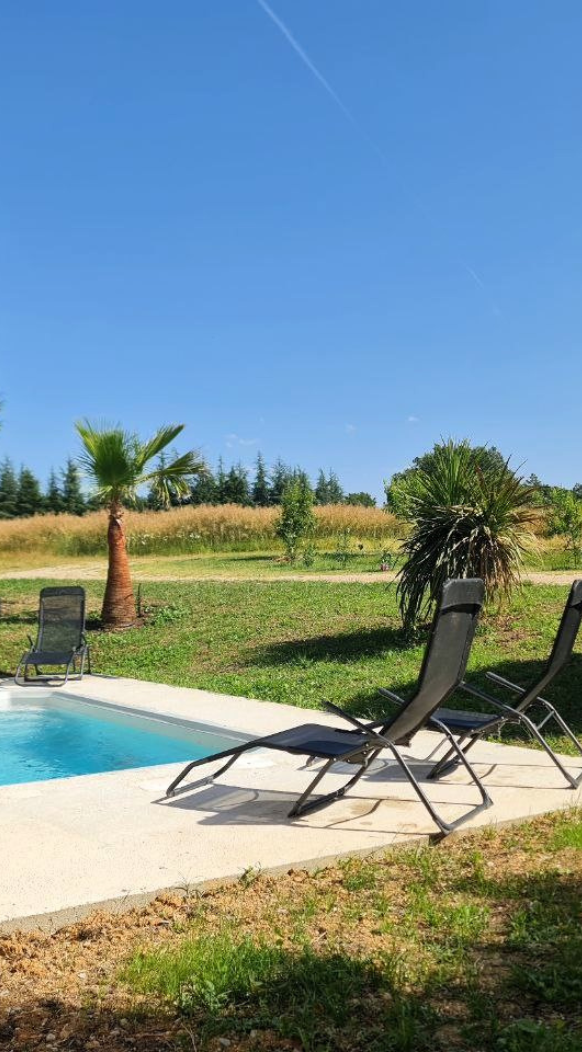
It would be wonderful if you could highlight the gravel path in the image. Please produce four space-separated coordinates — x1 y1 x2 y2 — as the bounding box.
0 564 579 586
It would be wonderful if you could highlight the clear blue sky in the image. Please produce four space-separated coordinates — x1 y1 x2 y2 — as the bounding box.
1 1 580 500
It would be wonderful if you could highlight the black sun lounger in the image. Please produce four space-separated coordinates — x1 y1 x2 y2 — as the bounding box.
426 579 582 789
15 586 91 686
167 578 490 835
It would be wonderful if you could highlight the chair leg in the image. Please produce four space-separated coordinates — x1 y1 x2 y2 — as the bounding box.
542 707 582 759
382 732 492 837
289 748 381 818
514 712 582 789
166 745 253 797
427 733 479 780
431 711 582 791
431 720 493 810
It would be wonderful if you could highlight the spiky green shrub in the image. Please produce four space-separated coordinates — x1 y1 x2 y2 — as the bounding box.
396 440 537 632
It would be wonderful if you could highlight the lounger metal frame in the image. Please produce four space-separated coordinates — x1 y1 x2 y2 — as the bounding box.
167 579 491 836
427 579 582 788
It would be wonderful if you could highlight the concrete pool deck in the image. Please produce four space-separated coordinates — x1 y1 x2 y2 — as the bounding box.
1 674 582 932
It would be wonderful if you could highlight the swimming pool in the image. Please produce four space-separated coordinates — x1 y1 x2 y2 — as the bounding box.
0 690 247 787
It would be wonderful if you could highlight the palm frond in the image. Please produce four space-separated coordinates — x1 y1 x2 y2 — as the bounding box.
142 450 206 507
134 425 186 474
75 420 141 503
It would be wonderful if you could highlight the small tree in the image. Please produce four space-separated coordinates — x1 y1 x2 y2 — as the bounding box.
62 458 86 515
16 466 43 517
190 467 217 505
269 458 292 505
252 453 270 506
215 457 228 504
45 469 64 514
275 477 316 562
0 459 18 519
345 491 376 507
548 490 582 569
326 470 344 504
223 462 251 505
315 469 343 505
315 469 329 505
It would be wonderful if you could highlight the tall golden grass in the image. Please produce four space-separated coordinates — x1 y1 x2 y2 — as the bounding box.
0 504 401 557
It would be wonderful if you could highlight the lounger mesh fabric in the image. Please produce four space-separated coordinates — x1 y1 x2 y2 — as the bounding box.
15 586 91 685
166 578 491 835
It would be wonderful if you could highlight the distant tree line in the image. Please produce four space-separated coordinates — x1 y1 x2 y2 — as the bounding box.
523 474 582 506
151 453 376 510
0 451 377 519
0 458 89 519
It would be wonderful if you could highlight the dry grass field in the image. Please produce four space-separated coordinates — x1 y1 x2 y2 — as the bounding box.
0 504 402 558
0 503 572 573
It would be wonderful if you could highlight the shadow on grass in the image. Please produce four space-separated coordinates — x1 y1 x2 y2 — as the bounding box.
5 867 582 1051
250 620 582 739
0 611 36 627
252 625 413 667
0 949 436 1051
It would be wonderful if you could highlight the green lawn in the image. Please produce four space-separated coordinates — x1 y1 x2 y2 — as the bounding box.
0 539 579 577
2 579 582 1050
1 577 581 751
119 812 582 1051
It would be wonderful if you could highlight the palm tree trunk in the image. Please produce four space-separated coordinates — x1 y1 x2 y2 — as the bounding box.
102 501 136 628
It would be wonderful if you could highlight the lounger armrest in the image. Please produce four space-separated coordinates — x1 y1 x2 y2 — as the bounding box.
459 681 519 718
485 672 554 713
323 701 386 745
367 716 394 729
323 700 369 732
27 634 35 649
486 672 525 695
377 687 405 706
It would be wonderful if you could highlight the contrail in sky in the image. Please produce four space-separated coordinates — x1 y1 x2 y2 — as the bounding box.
255 0 496 306
256 0 357 128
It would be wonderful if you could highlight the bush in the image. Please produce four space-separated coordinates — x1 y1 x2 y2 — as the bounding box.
275 479 316 562
396 440 537 632
547 490 582 569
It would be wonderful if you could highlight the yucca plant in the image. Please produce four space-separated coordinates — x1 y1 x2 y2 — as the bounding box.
76 421 204 628
396 440 537 633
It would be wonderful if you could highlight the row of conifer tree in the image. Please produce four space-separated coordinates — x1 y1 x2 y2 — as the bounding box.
0 453 376 519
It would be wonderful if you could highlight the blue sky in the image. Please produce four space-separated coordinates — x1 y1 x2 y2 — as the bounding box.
1 1 580 500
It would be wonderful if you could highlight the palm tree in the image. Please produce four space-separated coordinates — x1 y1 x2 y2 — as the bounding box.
396 440 537 633
76 421 204 628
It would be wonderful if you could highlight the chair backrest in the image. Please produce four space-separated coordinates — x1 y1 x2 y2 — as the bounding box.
517 579 582 709
36 587 86 653
381 578 485 744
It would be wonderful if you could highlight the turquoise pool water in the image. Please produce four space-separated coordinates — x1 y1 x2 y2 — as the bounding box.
0 691 244 787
